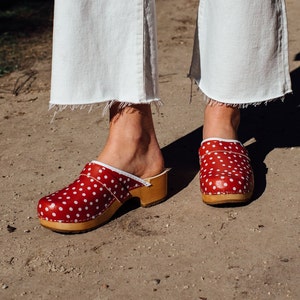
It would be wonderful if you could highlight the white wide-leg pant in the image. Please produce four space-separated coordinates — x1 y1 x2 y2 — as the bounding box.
50 0 292 109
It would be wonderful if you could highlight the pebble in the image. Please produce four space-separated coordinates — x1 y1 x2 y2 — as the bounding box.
280 258 289 262
7 225 16 233
2 284 8 289
101 284 109 289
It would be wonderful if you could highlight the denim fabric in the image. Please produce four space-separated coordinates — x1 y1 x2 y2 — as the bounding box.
189 0 292 105
51 0 157 107
51 0 291 108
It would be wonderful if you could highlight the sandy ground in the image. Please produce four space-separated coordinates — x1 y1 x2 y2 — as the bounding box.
0 0 299 299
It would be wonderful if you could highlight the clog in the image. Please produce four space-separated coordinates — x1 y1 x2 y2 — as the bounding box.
37 161 168 232
199 138 254 205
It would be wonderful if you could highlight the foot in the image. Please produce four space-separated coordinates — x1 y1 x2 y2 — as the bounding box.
200 102 254 204
97 103 164 179
199 139 254 205
37 103 166 233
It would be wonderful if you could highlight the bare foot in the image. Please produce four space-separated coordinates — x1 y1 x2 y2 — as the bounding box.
203 102 240 140
97 103 164 179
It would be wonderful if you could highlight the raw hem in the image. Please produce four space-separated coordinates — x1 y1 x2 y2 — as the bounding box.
202 93 291 109
49 98 163 115
188 76 292 108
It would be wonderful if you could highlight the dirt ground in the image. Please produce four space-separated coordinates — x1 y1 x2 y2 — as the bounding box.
0 0 299 299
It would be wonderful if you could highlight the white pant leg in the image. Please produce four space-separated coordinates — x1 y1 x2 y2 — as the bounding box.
50 0 159 108
189 0 292 106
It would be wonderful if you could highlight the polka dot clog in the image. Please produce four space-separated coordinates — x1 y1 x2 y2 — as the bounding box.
199 138 254 205
37 161 168 233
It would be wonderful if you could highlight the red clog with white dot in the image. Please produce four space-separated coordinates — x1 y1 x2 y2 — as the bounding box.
37 161 168 233
199 138 254 205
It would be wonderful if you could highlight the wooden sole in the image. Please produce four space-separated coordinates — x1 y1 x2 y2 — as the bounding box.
202 191 253 205
39 200 123 233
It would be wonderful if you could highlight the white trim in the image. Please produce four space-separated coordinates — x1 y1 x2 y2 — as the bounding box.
201 137 242 145
91 161 151 187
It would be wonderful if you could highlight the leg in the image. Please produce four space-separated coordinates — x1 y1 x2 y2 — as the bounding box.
191 0 291 204
37 105 167 233
37 1 167 232
203 103 240 140
200 103 254 205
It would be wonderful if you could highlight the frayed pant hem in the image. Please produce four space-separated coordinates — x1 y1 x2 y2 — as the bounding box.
188 75 292 108
48 99 163 122
202 93 292 108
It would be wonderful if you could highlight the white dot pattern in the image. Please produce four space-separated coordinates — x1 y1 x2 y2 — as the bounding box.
199 140 254 196
37 162 146 223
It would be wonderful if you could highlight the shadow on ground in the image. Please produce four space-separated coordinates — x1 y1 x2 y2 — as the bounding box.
239 67 300 200
51 67 300 228
161 67 300 202
105 64 300 218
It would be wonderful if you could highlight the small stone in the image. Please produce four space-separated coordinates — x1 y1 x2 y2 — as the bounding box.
2 284 8 289
280 258 289 262
152 279 161 285
101 284 109 289
7 225 16 233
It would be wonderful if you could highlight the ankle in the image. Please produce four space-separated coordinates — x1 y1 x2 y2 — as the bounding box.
98 138 164 178
203 104 240 140
97 103 164 178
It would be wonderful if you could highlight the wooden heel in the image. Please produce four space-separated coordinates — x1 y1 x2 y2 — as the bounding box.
130 169 169 207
